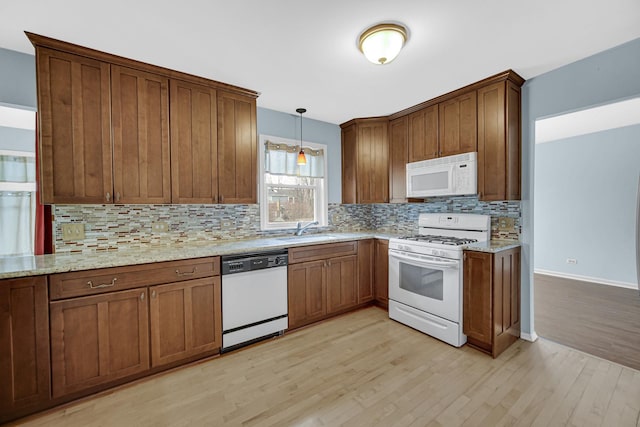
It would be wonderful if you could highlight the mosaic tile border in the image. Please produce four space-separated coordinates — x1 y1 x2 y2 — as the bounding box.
54 196 520 254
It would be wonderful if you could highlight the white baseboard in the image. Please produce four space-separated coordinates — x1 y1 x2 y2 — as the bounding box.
534 269 638 290
520 331 538 342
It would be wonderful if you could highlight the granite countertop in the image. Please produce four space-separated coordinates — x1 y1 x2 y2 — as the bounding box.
0 232 400 280
1 233 521 279
463 240 521 253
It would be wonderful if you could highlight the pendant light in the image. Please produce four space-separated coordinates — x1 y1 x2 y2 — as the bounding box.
358 23 408 65
296 108 307 165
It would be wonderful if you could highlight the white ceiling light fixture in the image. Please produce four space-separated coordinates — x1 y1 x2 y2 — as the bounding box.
358 23 408 65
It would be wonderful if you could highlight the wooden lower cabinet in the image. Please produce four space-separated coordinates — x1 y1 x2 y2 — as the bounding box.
463 248 521 358
288 241 366 329
0 276 50 422
374 239 389 307
326 255 358 314
357 239 374 303
288 260 327 328
50 288 150 398
149 277 222 367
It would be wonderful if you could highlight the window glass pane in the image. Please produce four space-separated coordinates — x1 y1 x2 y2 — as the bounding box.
267 185 316 223
265 173 318 186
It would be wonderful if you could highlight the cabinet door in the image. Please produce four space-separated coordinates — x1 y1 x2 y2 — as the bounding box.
326 255 358 314
288 260 326 328
492 248 521 357
149 277 221 367
341 123 357 204
357 239 374 303
50 288 149 398
408 105 438 162
389 116 408 203
477 81 521 201
374 239 389 306
111 65 171 204
463 251 492 351
357 120 389 203
439 91 477 157
0 277 50 419
217 91 257 204
170 80 219 203
35 47 112 204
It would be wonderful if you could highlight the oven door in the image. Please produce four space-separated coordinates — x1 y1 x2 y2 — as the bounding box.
388 248 461 323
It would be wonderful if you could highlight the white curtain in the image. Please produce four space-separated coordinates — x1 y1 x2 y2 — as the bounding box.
264 141 325 177
0 155 36 256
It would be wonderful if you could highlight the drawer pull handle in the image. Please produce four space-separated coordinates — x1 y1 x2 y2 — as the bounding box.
87 278 117 289
175 267 197 276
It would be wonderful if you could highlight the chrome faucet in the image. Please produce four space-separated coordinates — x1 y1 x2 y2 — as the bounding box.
294 221 319 236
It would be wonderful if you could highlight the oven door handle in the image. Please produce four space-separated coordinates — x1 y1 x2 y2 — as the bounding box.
389 250 459 269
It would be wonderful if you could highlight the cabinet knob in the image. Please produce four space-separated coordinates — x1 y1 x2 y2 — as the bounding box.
151 290 156 299
115 192 121 202
140 292 145 301
106 192 111 202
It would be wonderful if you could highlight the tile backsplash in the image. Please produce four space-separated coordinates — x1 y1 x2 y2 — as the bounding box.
54 196 520 253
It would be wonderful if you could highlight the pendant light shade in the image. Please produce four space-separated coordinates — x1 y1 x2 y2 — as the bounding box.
296 108 307 166
358 23 407 65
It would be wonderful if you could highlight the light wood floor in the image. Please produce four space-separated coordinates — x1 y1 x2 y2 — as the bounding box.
12 307 640 427
535 273 640 371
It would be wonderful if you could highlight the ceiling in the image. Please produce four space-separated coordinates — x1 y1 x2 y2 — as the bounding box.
1 0 640 125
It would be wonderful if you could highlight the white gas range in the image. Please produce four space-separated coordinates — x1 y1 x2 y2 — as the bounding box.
388 213 490 347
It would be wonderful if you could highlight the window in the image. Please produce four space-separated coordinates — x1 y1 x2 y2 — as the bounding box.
259 134 328 231
0 105 37 256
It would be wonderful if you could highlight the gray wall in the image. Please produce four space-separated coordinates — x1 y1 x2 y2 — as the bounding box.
257 107 342 203
534 124 640 287
521 36 640 337
0 47 36 109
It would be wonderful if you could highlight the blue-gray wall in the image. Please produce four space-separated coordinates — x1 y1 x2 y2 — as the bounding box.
257 107 341 203
522 37 640 337
535 124 640 286
0 47 36 109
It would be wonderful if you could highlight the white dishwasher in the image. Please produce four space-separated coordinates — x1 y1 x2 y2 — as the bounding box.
221 250 288 351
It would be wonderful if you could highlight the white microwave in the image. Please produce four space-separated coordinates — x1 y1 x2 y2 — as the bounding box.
406 152 477 198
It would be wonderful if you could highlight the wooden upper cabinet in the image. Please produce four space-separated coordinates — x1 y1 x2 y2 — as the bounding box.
341 123 357 204
340 119 389 204
28 32 259 205
0 277 50 421
408 104 438 162
111 66 171 204
477 81 521 201
170 80 218 203
217 91 257 204
35 48 112 204
438 91 477 157
357 120 389 203
388 116 408 203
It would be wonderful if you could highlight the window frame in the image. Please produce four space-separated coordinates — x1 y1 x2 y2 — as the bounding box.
259 134 328 231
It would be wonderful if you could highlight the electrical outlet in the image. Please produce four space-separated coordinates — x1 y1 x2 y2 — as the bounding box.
498 217 515 230
61 223 85 241
152 222 169 232
566 258 578 264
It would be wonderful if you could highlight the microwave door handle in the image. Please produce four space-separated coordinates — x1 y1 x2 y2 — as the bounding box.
390 251 459 269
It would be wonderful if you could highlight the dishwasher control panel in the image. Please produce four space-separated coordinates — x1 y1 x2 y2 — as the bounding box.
221 251 288 275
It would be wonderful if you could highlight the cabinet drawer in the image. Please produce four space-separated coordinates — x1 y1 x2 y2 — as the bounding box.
288 241 358 264
49 257 220 300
